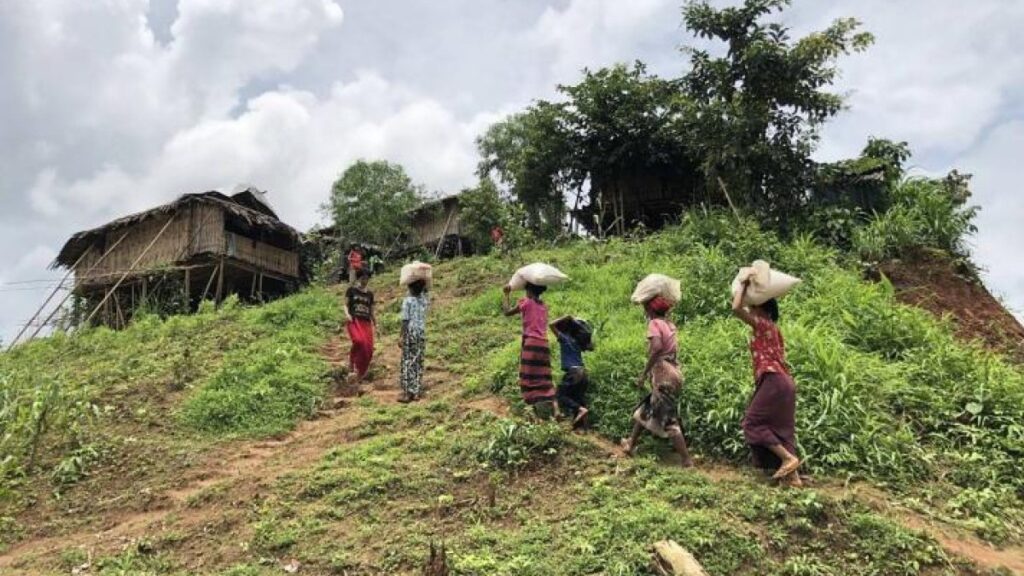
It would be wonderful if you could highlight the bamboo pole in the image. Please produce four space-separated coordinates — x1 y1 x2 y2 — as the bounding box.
21 230 132 345
7 247 90 349
435 208 457 259
200 262 219 302
84 215 176 326
716 176 743 224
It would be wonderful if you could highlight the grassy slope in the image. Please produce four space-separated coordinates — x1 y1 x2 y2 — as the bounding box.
1 216 1022 575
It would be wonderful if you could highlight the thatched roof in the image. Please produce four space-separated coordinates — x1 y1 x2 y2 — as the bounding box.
53 191 300 269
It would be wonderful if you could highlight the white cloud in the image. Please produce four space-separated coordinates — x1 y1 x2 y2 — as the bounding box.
1 0 1023 339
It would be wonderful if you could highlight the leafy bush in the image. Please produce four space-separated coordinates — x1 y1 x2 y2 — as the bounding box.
853 175 978 263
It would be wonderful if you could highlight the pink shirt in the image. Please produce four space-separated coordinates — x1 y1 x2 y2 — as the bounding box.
518 297 548 340
647 318 678 359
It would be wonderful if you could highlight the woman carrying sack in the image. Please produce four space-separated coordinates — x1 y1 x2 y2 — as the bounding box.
732 269 802 486
620 296 694 468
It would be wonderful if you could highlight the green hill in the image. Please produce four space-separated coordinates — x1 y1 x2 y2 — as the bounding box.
1 215 1023 575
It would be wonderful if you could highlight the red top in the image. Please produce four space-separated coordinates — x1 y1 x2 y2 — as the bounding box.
348 250 363 270
750 316 788 380
491 226 504 244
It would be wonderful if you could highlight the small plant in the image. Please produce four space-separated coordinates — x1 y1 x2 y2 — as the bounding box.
477 419 563 472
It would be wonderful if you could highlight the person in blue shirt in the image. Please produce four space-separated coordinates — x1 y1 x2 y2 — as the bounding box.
550 316 594 428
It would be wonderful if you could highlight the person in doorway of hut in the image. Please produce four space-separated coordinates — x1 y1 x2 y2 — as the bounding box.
347 246 364 284
620 296 694 468
345 269 376 383
398 279 429 403
503 283 558 419
551 316 593 428
732 277 802 487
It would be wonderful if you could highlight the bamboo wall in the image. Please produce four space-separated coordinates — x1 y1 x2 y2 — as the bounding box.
74 205 225 288
225 231 299 278
413 201 462 244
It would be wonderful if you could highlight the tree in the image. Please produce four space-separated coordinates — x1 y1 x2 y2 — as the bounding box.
558 62 695 232
458 177 506 252
459 177 532 253
323 160 424 247
477 102 572 239
681 0 874 228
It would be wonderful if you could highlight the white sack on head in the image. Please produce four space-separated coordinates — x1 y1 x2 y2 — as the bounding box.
631 273 682 305
507 262 569 290
400 261 433 286
730 260 800 305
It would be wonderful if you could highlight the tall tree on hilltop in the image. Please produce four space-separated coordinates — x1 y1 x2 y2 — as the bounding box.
559 62 696 233
477 102 572 239
681 0 874 229
323 160 424 247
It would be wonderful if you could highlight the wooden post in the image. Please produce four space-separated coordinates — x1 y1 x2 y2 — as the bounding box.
200 262 218 302
258 273 264 298
250 271 258 298
184 268 191 308
215 258 225 303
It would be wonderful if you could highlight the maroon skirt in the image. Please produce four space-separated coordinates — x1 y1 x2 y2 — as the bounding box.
518 336 556 405
742 371 797 471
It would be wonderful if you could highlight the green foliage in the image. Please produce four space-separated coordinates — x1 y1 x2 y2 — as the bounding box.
853 174 979 263
447 213 1023 537
458 177 533 253
477 103 571 238
682 0 874 228
322 159 424 246
0 369 97 487
179 290 342 437
477 419 563 472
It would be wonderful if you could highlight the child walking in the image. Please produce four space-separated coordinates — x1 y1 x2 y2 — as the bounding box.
399 279 429 403
551 316 593 428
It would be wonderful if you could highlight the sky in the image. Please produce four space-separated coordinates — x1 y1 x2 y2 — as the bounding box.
1 0 1022 342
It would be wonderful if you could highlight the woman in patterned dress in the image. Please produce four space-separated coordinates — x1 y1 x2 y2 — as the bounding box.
620 296 694 467
732 276 802 485
399 279 429 402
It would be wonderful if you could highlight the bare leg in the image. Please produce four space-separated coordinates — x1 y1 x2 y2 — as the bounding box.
768 444 800 479
667 428 695 468
620 422 643 455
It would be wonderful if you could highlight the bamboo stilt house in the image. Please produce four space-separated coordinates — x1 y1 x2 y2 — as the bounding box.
52 187 302 328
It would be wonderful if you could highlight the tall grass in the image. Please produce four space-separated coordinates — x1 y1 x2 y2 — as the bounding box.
459 214 1023 538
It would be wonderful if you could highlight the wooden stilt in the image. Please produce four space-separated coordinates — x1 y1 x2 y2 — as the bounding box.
215 259 225 303
184 268 191 309
250 271 258 298
201 263 218 302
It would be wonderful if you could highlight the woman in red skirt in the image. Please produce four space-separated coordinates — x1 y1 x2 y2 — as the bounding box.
503 282 557 418
732 277 802 486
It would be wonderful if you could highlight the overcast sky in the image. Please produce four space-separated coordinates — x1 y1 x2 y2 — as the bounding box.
1 0 1022 341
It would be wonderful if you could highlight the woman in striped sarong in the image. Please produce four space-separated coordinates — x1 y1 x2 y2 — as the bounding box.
503 283 557 419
